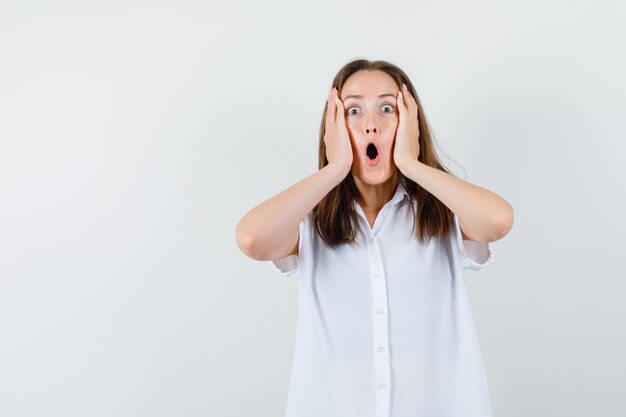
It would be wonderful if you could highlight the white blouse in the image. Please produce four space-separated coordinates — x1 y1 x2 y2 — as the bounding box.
269 181 494 417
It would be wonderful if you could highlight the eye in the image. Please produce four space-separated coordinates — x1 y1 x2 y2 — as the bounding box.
347 106 360 115
382 104 394 113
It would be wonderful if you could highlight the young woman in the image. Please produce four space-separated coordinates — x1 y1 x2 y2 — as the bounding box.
236 58 514 417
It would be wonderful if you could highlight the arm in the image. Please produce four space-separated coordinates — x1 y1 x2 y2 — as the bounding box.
236 163 349 261
396 160 514 242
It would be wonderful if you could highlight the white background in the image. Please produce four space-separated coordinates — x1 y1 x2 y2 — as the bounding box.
1 1 625 416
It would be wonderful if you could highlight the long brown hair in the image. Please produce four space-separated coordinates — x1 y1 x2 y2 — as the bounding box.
313 58 460 246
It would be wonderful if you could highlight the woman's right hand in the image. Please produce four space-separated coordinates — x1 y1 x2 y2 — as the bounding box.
324 87 353 173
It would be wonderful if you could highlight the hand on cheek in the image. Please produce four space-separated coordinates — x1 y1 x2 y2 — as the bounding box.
393 83 421 172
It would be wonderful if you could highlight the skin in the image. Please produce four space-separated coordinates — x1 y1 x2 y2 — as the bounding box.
236 70 513 262
335 70 513 241
339 70 404 220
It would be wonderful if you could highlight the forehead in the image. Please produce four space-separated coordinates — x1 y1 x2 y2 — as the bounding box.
340 70 398 100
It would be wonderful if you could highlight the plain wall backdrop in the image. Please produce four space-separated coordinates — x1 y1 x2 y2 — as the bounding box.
1 1 625 416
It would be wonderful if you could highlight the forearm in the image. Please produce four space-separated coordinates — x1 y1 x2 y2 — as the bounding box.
397 159 513 242
236 163 349 259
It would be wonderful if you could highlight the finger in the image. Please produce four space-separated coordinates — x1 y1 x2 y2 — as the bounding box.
326 87 336 132
333 88 344 125
402 84 421 136
403 83 418 117
400 84 410 111
397 90 406 121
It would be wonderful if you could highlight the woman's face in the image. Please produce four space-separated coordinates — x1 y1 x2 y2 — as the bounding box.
340 70 400 185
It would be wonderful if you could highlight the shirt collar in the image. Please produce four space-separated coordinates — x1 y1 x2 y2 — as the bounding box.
389 181 410 206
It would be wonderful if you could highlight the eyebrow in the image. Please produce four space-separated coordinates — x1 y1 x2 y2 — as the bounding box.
342 93 396 101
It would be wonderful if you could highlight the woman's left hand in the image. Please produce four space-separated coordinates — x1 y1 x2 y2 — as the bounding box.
393 83 420 172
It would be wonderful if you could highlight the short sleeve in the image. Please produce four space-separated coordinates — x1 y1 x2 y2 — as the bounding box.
453 213 494 271
269 213 308 278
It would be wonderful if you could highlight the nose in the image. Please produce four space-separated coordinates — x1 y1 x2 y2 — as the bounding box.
363 113 379 136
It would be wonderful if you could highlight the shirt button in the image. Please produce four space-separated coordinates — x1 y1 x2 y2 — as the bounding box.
379 382 386 389
373 272 380 278
376 307 384 314
370 236 375 241
377 346 385 353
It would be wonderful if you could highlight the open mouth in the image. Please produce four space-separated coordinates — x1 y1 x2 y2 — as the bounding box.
366 143 380 165
366 143 379 160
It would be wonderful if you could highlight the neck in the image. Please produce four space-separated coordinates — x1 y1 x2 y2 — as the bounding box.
354 172 400 213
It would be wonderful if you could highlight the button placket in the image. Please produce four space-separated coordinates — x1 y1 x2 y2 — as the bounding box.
367 233 391 417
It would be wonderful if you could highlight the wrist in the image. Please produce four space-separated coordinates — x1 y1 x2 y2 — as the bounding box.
325 162 351 180
396 157 418 173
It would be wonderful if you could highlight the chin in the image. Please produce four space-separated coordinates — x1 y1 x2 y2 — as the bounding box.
351 159 395 185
